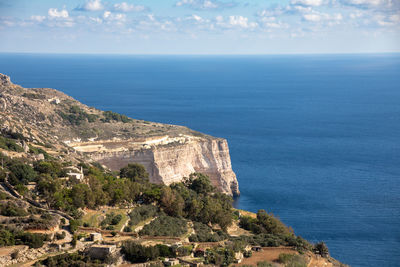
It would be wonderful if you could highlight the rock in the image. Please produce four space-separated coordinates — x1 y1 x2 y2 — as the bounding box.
0 73 11 87
82 136 240 195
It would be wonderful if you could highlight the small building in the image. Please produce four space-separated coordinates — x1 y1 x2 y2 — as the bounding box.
163 258 180 266
234 252 244 263
252 246 262 252
90 232 103 242
47 97 61 104
67 166 84 180
88 244 116 260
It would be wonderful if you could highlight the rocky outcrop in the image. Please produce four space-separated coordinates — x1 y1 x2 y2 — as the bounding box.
71 135 240 196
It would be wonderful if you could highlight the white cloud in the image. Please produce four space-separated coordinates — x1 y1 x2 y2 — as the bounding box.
113 2 148 12
291 0 325 6
175 0 236 10
214 15 258 28
76 0 104 11
303 11 343 23
103 11 126 22
30 15 46 22
373 13 400 26
345 0 385 5
48 8 69 19
303 13 322 21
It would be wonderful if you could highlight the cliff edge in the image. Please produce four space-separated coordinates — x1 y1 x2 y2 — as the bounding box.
0 73 239 195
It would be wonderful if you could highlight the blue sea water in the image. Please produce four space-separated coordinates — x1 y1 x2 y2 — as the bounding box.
0 53 399 267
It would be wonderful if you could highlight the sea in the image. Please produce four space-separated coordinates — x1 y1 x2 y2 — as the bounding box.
0 53 399 267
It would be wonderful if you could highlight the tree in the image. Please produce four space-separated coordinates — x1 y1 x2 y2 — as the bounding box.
314 242 329 257
161 187 184 217
8 162 37 184
120 163 149 183
184 173 214 195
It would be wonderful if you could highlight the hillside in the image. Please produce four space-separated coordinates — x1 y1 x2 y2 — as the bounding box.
0 73 239 195
0 74 347 267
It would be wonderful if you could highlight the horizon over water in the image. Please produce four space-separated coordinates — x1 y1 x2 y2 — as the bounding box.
1 53 399 267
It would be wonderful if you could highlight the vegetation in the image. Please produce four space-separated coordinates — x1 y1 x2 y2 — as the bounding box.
278 253 307 267
121 241 193 263
39 253 105 267
120 163 149 183
205 247 236 266
0 135 24 152
139 215 187 237
28 144 51 159
189 222 227 242
121 241 160 263
0 149 330 266
22 93 46 100
128 205 159 227
101 111 131 123
0 226 49 248
0 202 28 217
314 241 329 257
100 212 123 230
240 210 292 236
58 105 98 125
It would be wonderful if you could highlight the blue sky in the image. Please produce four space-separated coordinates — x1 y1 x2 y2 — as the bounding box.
0 0 399 54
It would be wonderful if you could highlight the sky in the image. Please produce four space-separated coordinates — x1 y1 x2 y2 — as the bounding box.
0 0 399 54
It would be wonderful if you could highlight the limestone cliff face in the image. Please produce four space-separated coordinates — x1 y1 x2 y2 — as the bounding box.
72 135 240 196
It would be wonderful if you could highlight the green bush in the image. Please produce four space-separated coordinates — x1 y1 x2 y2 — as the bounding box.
16 232 49 248
121 241 159 263
0 136 23 152
102 111 131 123
128 205 159 227
139 215 187 237
314 242 329 257
8 162 37 184
55 231 66 240
58 105 98 125
257 261 273 267
0 202 28 217
278 253 307 267
40 252 104 267
205 247 236 266
120 163 149 183
189 222 227 242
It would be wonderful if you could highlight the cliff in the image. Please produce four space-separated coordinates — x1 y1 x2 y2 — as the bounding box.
0 73 239 195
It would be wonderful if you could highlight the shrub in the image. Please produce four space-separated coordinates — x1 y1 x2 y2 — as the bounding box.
128 205 158 226
0 203 28 217
120 163 149 183
8 162 37 184
257 261 273 267
189 222 227 242
278 254 307 267
123 226 132 232
55 231 66 240
121 241 159 263
0 136 24 152
139 215 187 237
205 247 236 266
314 242 329 257
16 232 49 248
69 219 81 233
102 111 131 123
40 252 104 267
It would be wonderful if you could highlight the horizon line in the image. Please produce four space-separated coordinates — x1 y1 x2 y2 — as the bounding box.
1 51 400 57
